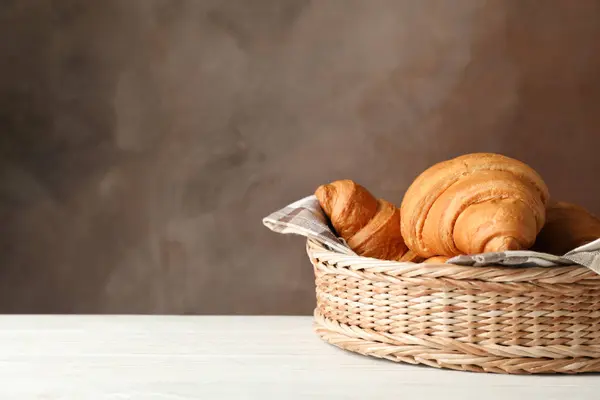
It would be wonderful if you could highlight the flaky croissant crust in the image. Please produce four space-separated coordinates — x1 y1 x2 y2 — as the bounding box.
316 180 408 260
533 201 600 255
400 153 549 257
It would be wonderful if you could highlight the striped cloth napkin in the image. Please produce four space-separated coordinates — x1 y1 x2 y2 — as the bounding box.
262 195 600 274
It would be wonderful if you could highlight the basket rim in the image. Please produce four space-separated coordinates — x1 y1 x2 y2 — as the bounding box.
306 238 600 284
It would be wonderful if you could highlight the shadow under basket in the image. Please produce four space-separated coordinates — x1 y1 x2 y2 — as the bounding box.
306 239 600 374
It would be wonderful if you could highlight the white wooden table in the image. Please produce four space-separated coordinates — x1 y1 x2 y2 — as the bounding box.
0 316 597 399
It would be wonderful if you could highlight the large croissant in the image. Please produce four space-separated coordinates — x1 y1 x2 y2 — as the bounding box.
400 153 549 257
423 256 450 264
315 180 408 260
533 201 600 255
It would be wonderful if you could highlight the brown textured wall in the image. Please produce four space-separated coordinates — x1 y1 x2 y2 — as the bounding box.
1 0 600 314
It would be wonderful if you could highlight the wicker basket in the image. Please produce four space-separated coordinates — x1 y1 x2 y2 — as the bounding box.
307 238 600 374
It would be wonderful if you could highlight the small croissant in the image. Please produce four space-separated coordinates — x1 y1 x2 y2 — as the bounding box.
315 180 408 260
400 153 549 257
533 201 600 255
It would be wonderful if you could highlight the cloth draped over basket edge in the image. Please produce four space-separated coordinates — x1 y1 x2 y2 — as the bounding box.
262 195 600 275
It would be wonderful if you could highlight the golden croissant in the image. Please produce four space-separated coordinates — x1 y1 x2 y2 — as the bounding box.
400 153 549 257
423 256 450 264
315 180 408 260
398 249 426 263
533 201 600 255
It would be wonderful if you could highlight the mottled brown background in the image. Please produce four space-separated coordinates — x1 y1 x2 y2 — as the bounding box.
1 0 600 314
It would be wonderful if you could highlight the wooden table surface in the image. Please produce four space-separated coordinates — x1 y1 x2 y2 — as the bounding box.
0 315 598 399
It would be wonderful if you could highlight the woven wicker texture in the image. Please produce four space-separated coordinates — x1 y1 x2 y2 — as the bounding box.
307 239 600 374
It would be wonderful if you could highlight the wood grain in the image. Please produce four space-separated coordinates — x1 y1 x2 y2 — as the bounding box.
0 316 598 399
